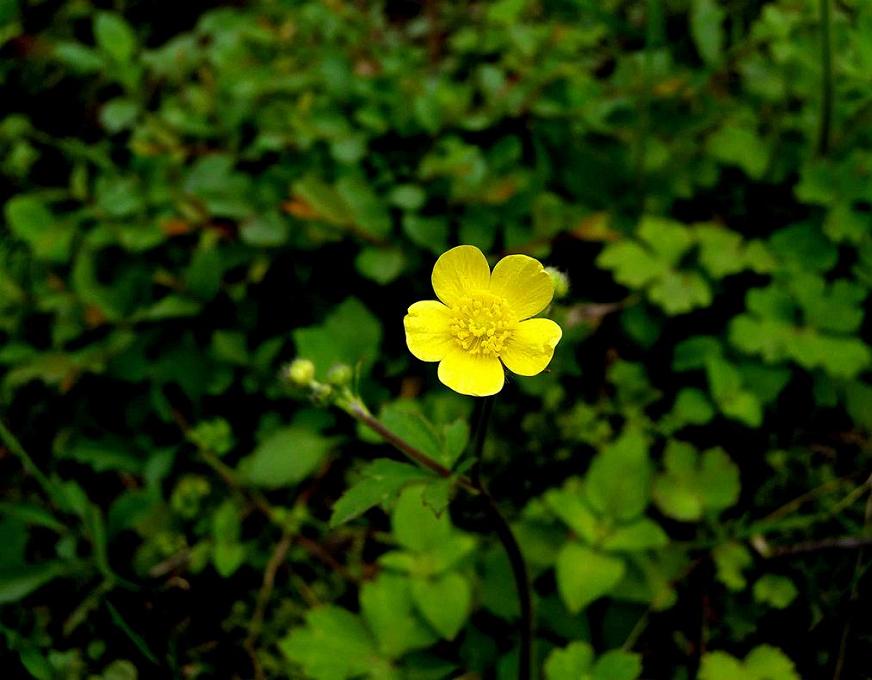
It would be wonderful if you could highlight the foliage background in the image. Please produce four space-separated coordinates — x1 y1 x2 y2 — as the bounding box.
1 0 871 678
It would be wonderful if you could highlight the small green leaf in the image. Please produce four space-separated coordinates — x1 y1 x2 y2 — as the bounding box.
360 573 436 658
753 574 798 609
591 649 643 680
392 486 452 553
712 542 752 591
242 427 333 488
355 247 406 284
94 12 137 62
293 298 382 380
0 561 64 603
585 429 652 521
601 518 669 552
556 542 625 613
411 572 471 640
330 460 431 527
544 641 594 680
280 606 379 680
690 0 724 64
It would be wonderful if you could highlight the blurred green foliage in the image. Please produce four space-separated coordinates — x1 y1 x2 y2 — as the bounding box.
1 0 871 678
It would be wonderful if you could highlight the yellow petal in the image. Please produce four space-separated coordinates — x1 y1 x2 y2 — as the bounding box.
437 349 504 396
500 318 562 376
404 300 455 362
431 245 491 308
489 254 554 320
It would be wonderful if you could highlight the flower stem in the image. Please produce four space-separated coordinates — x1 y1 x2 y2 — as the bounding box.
469 396 533 680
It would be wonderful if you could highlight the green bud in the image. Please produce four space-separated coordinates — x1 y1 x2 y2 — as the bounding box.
545 266 570 299
326 363 353 386
286 358 316 386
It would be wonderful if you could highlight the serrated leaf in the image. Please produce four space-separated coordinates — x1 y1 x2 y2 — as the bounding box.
392 485 452 553
331 460 432 527
360 573 437 658
280 606 380 680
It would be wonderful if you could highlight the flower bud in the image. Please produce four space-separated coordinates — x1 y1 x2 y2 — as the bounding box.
326 363 353 386
286 358 316 386
545 267 570 299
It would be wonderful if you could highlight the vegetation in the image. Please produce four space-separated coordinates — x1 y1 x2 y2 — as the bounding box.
1 0 871 678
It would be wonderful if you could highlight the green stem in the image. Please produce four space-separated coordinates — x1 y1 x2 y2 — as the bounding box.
0 419 57 501
468 397 533 680
817 0 833 156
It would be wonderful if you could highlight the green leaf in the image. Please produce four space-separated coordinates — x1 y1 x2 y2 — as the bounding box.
585 428 652 521
753 574 798 609
4 195 72 262
638 217 695 264
242 427 333 488
712 542 752 591
100 98 139 132
596 242 668 289
0 561 65 604
653 441 740 521
293 298 382 380
544 641 594 680
411 572 471 640
360 573 437 658
591 650 643 680
280 606 380 680
211 500 245 577
391 485 452 553
707 123 767 179
545 487 599 544
556 542 625 613
601 518 669 552
700 646 799 680
706 356 762 426
355 247 406 284
669 388 715 427
690 0 725 64
94 12 137 62
648 270 712 316
330 460 432 528
699 651 747 680
744 645 800 679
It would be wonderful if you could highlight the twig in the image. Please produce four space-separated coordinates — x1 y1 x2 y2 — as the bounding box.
245 531 294 680
759 535 872 557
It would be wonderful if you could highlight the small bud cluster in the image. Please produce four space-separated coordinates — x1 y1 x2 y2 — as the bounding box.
281 357 355 407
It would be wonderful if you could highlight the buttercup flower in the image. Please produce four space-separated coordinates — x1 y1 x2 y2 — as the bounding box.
404 245 563 397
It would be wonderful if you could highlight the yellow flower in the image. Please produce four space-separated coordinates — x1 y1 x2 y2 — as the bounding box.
404 245 563 397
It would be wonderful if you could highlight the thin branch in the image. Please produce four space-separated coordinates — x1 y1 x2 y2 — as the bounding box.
245 531 294 680
759 535 872 557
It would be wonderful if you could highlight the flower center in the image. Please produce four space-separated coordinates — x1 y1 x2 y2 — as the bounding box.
450 293 515 357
